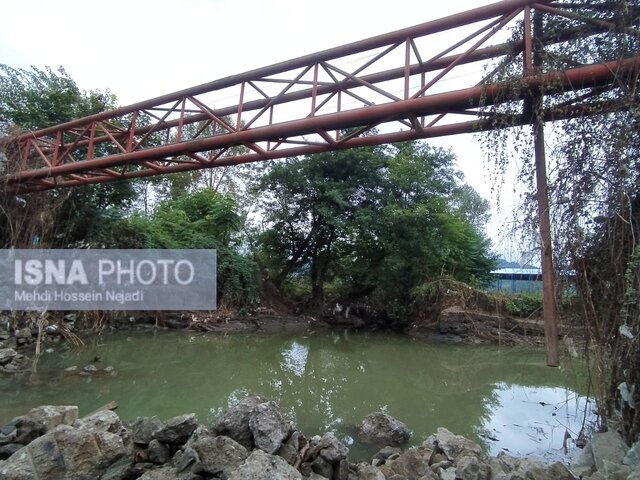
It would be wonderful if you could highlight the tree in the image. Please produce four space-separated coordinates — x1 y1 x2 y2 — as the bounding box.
118 189 259 307
0 64 137 248
253 140 495 318
337 142 496 320
254 144 388 304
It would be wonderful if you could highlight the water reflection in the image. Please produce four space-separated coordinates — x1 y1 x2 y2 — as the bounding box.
0 330 591 461
280 341 309 377
480 383 594 461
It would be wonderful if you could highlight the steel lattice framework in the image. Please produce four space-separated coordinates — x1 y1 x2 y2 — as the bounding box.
1 0 638 194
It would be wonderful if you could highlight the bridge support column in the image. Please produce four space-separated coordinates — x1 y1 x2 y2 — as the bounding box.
534 120 560 367
528 7 560 367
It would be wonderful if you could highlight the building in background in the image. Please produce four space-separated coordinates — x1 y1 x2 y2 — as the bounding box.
489 260 542 293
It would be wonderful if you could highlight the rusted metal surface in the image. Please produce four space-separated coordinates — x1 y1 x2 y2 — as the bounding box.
4 56 638 192
3 0 636 194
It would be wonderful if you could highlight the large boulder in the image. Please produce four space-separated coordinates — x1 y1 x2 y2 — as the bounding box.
214 395 268 449
74 409 121 434
378 446 436 479
153 413 197 445
580 430 629 473
25 405 79 432
277 430 301 464
249 401 292 454
228 449 303 480
455 454 491 480
357 464 386 480
305 432 349 465
131 416 164 445
181 430 249 478
2 416 46 445
0 423 126 480
358 411 410 447
147 439 170 465
424 427 482 462
624 440 640 467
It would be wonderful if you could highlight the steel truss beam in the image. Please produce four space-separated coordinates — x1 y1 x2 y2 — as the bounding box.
1 0 638 193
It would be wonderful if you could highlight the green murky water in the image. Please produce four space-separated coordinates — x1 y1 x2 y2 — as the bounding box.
0 329 593 461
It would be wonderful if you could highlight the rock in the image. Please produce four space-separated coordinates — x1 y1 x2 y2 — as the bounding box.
100 455 134 480
154 413 197 445
24 405 78 432
277 430 300 464
572 443 596 477
188 432 249 478
0 444 22 460
308 473 329 480
104 365 116 374
7 416 46 445
318 432 349 465
138 465 199 480
544 461 577 480
45 325 59 335
304 432 349 465
0 348 17 365
82 364 98 374
511 458 575 480
589 430 629 472
601 459 632 479
336 459 349 480
214 394 268 449
624 440 640 466
0 425 17 446
424 427 482 462
0 424 126 480
357 464 386 480
455 455 491 480
64 365 78 372
74 409 122 434
311 455 333 478
494 452 520 473
1 354 29 373
14 328 31 340
228 449 303 480
438 467 457 480
358 411 410 447
249 401 291 454
378 446 435 479
132 416 164 445
147 439 170 465
372 446 401 466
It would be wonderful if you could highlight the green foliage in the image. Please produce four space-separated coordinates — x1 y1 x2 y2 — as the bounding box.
0 65 116 135
253 140 496 319
502 292 543 318
0 64 136 248
111 189 259 307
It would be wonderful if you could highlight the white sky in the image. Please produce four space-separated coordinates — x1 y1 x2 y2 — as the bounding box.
0 0 530 259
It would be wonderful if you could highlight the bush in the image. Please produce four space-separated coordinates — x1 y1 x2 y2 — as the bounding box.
502 292 543 318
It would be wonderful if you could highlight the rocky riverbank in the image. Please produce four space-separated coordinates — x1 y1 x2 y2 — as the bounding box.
1 396 638 480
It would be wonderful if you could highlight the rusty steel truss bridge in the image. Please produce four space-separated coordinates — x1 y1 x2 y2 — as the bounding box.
1 0 637 194
1 0 639 366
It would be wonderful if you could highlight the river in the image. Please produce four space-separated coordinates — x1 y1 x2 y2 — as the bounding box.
0 329 593 461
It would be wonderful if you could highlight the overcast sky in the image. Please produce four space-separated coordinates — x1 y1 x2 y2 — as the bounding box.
0 0 530 259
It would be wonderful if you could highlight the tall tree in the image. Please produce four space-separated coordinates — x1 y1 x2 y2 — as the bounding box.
253 140 495 316
0 65 137 248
